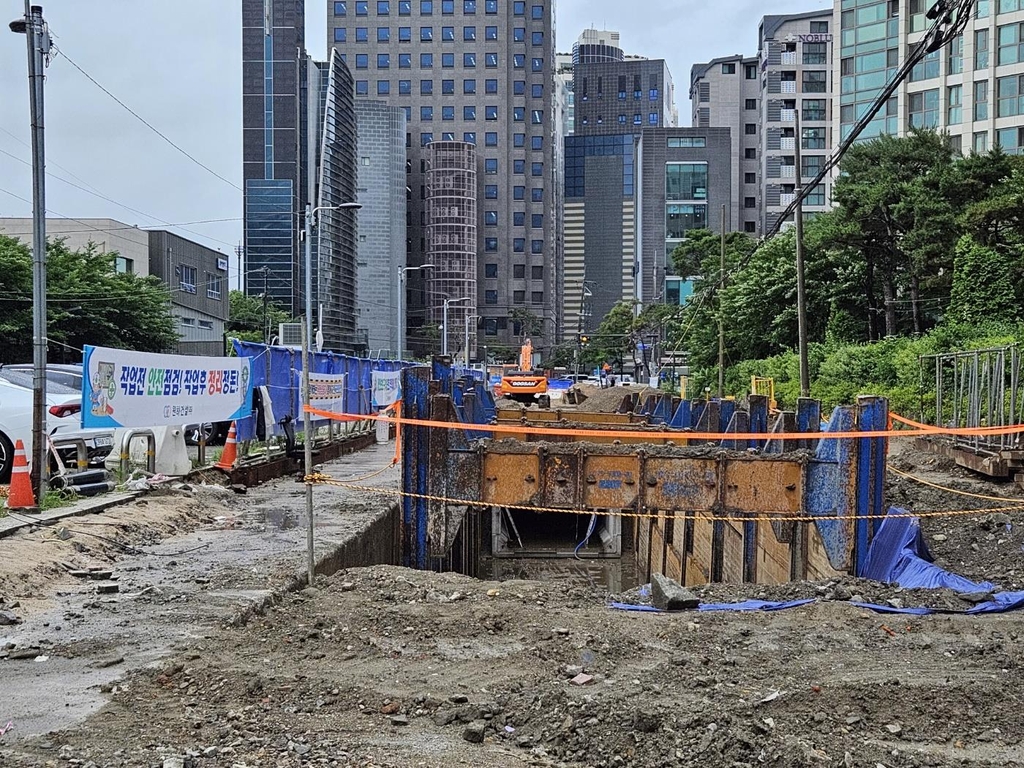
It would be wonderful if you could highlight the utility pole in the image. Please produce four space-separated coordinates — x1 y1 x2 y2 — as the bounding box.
717 204 726 400
301 321 315 588
261 267 270 344
10 3 50 500
794 110 810 398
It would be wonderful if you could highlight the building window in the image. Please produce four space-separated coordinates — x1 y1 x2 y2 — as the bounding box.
649 113 659 125
532 84 543 97
513 159 524 174
378 52 390 66
464 131 476 143
485 290 498 305
744 172 756 184
513 0 525 13
464 25 476 40
805 184 826 206
998 23 1024 66
666 204 708 238
485 184 498 198
464 0 476 12
441 25 454 39
513 186 525 200
802 71 827 93
421 0 433 12
486 0 497 13
802 155 824 178
744 98 757 110
809 20 828 33
206 275 222 300
531 161 542 176
513 237 525 251
532 31 543 45
420 132 433 146
356 26 368 41
803 42 827 65
421 79 433 94
181 317 195 327
463 52 476 67
530 240 543 254
378 27 390 41
975 80 989 120
179 265 197 294
484 211 497 225
513 290 525 304
910 50 939 81
485 79 498 93
802 99 826 121
948 84 962 125
531 188 543 202
334 28 347 42
399 0 411 13
531 291 543 305
442 79 454 93
335 1 348 14
744 221 757 233
378 79 390 94
420 26 433 40
485 158 497 173
421 105 433 120
486 52 498 67
667 136 706 148
356 53 369 68
486 25 498 39
948 34 963 74
666 162 708 200
997 126 1024 154
442 0 454 11
998 74 1024 117
399 52 412 67
464 79 476 93
532 57 543 72
513 212 525 226
356 80 368 94
115 256 133 274
908 88 939 127
999 0 1023 12
722 62 736 74
974 131 988 153
514 133 525 147
484 319 498 336
745 64 757 79
485 263 498 278
463 105 476 119
531 213 543 228
976 29 989 69
484 105 498 120
485 238 498 251
420 52 433 67
356 0 369 13
514 27 525 41
531 136 542 150
513 264 526 278
745 147 756 159
744 197 756 209
399 79 412 94
803 126 826 149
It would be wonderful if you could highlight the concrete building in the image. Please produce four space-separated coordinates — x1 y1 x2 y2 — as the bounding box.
689 55 762 234
759 10 836 232
354 100 408 356
148 231 230 356
328 0 559 358
638 128 734 304
242 0 360 352
0 218 151 276
834 0 1017 156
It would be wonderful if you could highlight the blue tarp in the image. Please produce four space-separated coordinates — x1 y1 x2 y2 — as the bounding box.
611 507 1024 617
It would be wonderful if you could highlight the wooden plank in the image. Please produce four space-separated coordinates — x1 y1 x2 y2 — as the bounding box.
757 523 791 585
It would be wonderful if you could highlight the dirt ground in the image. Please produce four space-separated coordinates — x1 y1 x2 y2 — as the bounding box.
1 439 1023 767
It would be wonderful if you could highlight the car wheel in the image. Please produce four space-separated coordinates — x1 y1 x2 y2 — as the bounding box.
0 432 13 485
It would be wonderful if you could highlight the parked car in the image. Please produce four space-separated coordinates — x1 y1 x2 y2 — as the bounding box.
0 376 113 483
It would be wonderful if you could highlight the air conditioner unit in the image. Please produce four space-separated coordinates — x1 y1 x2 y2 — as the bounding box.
278 323 304 348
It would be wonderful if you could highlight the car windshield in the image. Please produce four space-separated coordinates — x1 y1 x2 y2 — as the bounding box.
0 369 80 395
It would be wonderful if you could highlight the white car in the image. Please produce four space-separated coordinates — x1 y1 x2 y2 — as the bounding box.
0 373 113 483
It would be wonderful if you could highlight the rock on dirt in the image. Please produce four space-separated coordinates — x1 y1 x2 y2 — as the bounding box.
650 573 699 610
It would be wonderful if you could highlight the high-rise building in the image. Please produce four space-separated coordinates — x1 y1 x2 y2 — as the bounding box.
354 100 408 356
759 10 835 232
328 0 559 360
562 30 683 335
835 0 1011 156
242 0 359 352
689 55 762 234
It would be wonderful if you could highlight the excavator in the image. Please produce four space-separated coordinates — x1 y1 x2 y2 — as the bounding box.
498 339 549 404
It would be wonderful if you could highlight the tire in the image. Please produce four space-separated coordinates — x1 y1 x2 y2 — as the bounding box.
185 423 216 446
0 432 13 485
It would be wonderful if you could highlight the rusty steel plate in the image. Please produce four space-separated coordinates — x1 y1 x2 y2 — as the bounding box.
581 454 640 510
481 451 541 507
644 457 718 511
541 451 580 508
723 459 803 514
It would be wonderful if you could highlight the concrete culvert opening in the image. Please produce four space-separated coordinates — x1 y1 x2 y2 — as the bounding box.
492 506 622 558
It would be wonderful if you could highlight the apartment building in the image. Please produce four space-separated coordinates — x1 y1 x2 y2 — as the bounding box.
689 54 762 234
759 10 836 232
835 0 1024 155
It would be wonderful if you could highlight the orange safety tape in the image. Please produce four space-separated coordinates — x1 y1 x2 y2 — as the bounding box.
304 474 1024 524
305 405 1024 442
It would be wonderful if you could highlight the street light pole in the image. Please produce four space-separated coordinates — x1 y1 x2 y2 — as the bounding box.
442 297 470 357
301 200 360 590
397 264 435 359
11 3 50 500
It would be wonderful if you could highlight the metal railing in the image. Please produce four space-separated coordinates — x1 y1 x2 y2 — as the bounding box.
117 429 157 476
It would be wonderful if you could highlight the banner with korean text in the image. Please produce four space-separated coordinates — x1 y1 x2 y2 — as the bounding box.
371 370 402 407
308 372 347 416
82 345 254 429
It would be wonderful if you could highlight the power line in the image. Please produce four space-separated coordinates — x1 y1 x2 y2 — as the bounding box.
52 48 242 192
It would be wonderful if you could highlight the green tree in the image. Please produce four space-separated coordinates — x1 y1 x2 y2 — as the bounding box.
227 289 291 344
948 235 1019 325
0 235 178 364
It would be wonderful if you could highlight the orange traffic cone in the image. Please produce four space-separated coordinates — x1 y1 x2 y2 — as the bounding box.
214 423 238 471
6 439 37 509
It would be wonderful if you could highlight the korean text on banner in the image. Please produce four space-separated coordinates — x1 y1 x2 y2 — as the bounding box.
372 370 402 407
308 373 347 415
81 345 254 429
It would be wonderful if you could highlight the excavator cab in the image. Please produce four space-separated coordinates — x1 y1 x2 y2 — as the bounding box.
499 339 549 404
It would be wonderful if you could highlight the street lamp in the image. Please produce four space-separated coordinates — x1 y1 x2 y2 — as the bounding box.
463 314 480 368
397 263 435 359
301 200 360 589
442 297 471 357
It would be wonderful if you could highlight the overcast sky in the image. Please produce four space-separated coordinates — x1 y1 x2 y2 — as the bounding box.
0 0 829 289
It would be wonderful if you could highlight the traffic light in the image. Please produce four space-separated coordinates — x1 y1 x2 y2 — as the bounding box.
578 334 590 347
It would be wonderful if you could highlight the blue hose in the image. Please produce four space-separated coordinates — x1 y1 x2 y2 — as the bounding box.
574 514 598 560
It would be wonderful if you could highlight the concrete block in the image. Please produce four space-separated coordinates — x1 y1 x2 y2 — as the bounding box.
651 573 699 611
